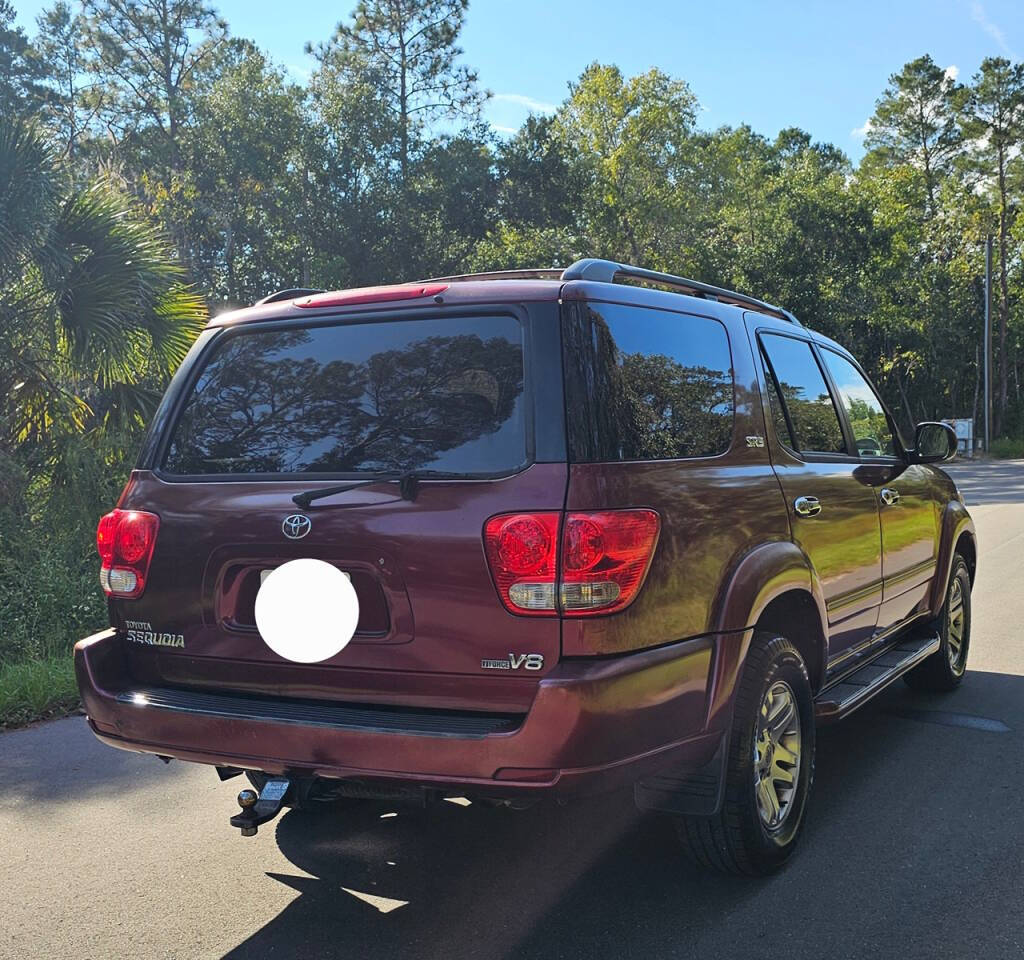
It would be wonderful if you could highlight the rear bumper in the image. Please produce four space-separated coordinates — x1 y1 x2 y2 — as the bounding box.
75 629 721 797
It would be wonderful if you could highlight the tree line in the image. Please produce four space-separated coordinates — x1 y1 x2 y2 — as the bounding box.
3 0 1024 453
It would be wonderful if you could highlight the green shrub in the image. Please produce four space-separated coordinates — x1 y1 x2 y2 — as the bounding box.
0 433 136 669
0 505 107 664
0 451 125 724
989 437 1024 460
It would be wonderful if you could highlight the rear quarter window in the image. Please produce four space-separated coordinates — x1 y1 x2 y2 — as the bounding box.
161 314 527 477
561 301 734 462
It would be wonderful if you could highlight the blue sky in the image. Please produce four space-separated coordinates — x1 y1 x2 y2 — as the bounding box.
13 0 1023 161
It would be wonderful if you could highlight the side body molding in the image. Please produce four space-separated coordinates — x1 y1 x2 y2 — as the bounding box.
704 540 827 732
929 501 977 614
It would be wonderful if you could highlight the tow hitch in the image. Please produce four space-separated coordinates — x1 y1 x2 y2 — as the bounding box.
230 778 291 837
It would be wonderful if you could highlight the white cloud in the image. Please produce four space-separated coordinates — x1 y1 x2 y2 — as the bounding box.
971 2 1014 57
491 124 518 134
492 93 558 114
944 64 960 82
851 118 873 138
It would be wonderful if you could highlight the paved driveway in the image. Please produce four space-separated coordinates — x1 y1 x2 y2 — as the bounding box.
2 459 1023 959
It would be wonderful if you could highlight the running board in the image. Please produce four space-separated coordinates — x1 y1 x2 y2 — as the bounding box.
815 632 941 722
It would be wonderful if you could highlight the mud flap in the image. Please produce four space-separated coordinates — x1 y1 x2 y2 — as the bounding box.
634 736 728 817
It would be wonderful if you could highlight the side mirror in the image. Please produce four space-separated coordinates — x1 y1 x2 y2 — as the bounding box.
911 422 957 463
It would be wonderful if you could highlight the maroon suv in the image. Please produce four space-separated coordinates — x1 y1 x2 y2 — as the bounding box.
75 258 975 874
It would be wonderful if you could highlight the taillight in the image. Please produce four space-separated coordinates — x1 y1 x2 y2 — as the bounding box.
483 509 660 616
483 513 559 616
96 509 160 598
561 510 660 615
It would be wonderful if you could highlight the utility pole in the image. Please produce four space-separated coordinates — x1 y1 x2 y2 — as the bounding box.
984 234 993 453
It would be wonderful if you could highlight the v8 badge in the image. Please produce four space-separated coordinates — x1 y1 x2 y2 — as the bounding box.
481 653 544 671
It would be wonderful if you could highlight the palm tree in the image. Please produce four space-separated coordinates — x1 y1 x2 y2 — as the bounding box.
0 116 206 479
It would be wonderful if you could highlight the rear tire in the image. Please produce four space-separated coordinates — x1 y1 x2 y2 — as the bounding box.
904 555 971 693
675 632 815 875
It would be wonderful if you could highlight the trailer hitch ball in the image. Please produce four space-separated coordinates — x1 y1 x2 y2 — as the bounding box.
230 779 290 838
236 789 259 835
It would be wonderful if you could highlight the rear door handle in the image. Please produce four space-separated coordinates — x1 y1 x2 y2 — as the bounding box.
794 496 822 517
880 488 900 506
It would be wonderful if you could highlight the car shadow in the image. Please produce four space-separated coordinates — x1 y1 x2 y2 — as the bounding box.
221 670 1021 960
224 790 755 960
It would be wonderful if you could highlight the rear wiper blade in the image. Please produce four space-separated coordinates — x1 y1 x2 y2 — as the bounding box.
291 470 463 508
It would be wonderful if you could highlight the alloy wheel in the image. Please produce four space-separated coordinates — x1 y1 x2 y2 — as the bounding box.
947 575 967 675
753 680 802 831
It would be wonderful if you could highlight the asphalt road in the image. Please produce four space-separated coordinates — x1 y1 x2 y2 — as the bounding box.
3 460 1024 960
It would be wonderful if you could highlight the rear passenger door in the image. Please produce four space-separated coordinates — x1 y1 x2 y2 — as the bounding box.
817 348 939 634
756 328 883 665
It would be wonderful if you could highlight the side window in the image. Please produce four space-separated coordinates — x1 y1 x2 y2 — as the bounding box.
760 334 846 455
820 350 897 458
561 302 734 462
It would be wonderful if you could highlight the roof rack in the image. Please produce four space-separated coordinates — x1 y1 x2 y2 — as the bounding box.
426 268 565 282
560 258 801 325
255 287 325 305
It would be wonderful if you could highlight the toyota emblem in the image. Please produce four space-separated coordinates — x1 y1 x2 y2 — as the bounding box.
281 514 312 540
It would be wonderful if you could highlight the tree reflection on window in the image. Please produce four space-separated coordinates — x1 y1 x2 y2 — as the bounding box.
563 304 734 462
164 318 525 475
760 334 845 455
774 381 846 453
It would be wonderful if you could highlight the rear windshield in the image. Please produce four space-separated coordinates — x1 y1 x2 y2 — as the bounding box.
162 314 527 476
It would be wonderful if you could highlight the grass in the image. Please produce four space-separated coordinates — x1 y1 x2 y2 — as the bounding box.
0 655 80 730
990 437 1024 459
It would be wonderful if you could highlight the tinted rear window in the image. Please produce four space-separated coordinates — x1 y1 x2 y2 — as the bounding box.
759 334 845 455
561 301 734 462
162 314 527 476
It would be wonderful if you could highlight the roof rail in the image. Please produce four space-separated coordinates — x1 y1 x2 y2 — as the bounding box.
255 287 325 305
425 268 564 282
560 258 801 325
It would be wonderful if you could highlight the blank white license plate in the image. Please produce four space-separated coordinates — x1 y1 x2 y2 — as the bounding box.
261 568 350 584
